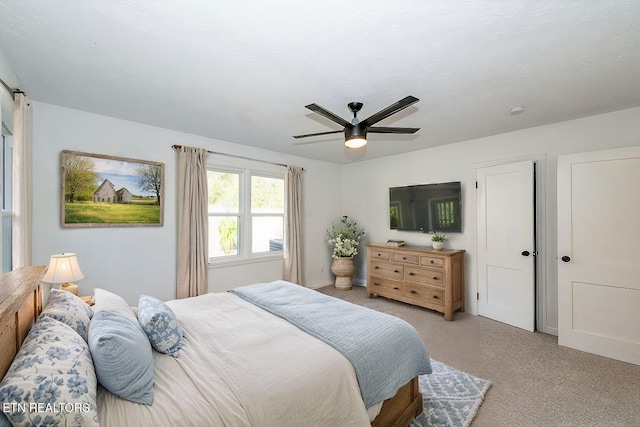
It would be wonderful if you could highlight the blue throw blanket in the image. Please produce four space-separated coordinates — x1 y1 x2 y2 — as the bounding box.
230 281 432 408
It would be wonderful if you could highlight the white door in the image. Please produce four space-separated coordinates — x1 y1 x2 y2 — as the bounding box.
558 146 640 365
477 161 535 331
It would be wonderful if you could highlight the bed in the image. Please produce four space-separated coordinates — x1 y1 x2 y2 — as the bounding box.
0 266 430 427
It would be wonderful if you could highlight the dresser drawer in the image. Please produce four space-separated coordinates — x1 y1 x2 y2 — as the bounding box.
368 277 403 298
404 283 444 307
404 266 444 287
370 249 391 261
392 252 419 265
421 255 445 268
370 261 403 280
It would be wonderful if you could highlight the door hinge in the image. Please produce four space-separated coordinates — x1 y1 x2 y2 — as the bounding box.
475 181 478 189
477 292 480 300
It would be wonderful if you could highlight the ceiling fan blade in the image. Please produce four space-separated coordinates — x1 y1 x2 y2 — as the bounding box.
368 126 420 134
361 96 419 127
293 129 343 139
305 103 351 128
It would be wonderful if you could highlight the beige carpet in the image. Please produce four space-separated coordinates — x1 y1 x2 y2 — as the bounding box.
317 285 640 427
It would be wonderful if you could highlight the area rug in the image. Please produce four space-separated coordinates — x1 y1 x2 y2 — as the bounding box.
410 360 491 427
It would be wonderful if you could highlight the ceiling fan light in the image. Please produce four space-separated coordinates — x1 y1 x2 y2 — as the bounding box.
345 137 367 149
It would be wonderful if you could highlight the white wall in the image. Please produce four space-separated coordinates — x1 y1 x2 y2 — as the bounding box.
31 102 342 304
0 43 19 115
342 107 640 334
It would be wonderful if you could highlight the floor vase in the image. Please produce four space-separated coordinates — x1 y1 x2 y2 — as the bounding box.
331 256 354 290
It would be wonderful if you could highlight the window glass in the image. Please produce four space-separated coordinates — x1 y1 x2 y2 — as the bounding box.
208 171 239 214
251 175 284 253
1 131 12 272
207 171 240 258
208 216 239 257
252 216 283 253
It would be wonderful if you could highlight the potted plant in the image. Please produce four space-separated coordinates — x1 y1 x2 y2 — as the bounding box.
327 216 365 290
431 231 446 250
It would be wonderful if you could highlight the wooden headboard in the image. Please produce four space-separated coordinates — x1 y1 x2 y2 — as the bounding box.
0 266 46 378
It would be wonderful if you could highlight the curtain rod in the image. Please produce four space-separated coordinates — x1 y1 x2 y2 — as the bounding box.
0 77 24 99
171 145 302 170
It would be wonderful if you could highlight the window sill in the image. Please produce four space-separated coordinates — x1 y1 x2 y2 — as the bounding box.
208 253 283 268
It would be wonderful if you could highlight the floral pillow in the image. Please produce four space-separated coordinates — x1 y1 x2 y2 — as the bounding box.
0 316 99 427
39 289 94 342
138 295 183 357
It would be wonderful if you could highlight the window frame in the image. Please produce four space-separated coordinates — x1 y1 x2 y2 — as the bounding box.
207 157 285 266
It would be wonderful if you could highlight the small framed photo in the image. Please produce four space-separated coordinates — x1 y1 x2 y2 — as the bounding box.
61 151 164 228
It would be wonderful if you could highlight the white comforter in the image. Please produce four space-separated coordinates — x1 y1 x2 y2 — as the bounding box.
97 292 375 426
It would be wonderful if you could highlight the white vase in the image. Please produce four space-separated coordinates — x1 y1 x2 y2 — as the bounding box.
432 241 444 250
331 256 355 290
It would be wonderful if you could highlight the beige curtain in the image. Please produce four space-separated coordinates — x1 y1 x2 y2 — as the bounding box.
176 146 208 298
12 93 31 268
284 166 303 284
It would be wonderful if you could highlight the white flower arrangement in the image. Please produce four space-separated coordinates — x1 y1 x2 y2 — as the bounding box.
327 216 365 258
431 231 446 242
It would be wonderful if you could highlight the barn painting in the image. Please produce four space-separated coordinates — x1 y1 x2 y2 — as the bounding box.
61 151 164 228
93 179 133 204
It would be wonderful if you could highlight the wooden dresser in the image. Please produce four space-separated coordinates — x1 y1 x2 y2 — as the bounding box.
366 244 465 321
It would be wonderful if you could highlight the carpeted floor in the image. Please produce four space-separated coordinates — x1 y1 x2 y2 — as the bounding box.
317 285 640 427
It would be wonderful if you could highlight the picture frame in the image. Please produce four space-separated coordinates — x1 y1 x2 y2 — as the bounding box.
60 150 164 228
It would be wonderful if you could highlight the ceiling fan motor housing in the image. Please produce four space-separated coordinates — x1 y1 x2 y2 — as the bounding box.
345 125 366 140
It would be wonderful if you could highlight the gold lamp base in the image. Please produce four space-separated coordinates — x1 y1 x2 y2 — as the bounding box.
59 282 79 296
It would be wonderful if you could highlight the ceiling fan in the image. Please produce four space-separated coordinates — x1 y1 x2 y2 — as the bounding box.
293 96 420 148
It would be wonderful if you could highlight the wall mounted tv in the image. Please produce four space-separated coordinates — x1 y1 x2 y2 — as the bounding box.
389 181 462 232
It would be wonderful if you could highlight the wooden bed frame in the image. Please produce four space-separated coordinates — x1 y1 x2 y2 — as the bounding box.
0 266 423 426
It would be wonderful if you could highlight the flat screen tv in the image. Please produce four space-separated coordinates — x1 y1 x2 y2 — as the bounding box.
389 181 462 232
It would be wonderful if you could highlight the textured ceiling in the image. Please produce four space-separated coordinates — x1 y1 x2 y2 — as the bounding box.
1 1 639 164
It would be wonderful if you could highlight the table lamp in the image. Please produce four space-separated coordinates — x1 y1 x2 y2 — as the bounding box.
42 253 85 296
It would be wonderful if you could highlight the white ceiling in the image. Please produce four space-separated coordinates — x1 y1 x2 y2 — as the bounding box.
1 1 639 164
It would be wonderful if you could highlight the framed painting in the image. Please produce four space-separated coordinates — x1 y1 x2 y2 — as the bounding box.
60 150 164 227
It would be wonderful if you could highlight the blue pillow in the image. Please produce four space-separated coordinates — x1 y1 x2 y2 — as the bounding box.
138 295 183 357
88 310 154 405
93 288 136 319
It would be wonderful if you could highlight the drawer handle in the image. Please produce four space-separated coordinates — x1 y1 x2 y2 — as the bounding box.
430 260 434 264
409 272 415 276
403 257 407 260
374 266 379 269
394 270 399 273
393 287 399 290
377 253 382 256
373 282 380 286
433 276 439 280
410 290 417 294
433 295 439 299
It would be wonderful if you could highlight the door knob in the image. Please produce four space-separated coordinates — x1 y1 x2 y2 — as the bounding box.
561 256 571 262
521 251 530 256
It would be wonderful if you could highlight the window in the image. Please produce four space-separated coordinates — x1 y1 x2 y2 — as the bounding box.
207 162 284 262
1 117 13 273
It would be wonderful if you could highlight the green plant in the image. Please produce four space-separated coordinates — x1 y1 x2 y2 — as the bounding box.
431 231 446 242
218 218 238 254
327 216 365 258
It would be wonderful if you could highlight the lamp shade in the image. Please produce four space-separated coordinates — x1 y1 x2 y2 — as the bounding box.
42 253 85 284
